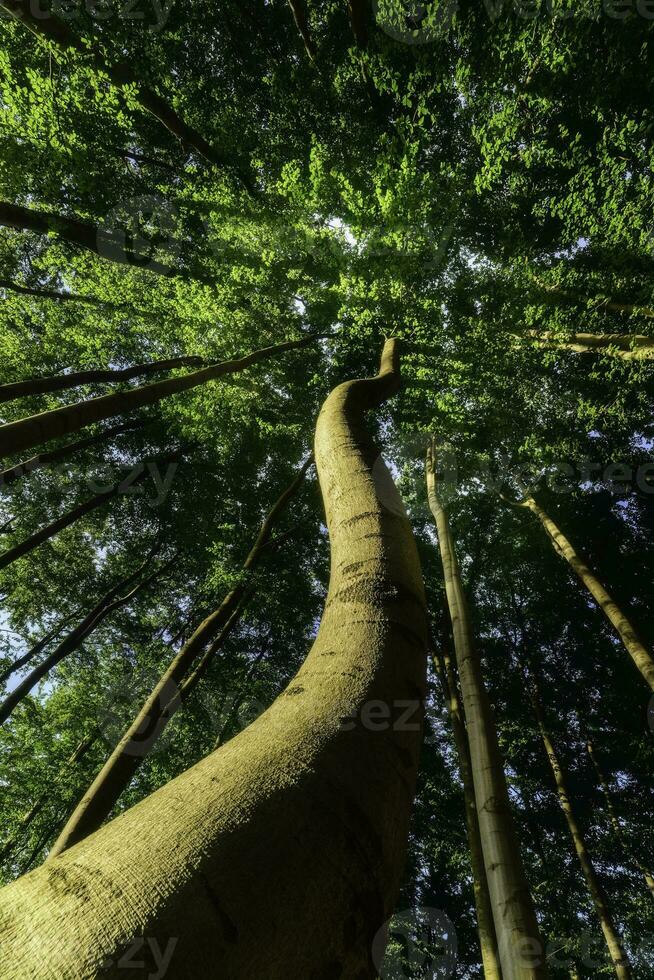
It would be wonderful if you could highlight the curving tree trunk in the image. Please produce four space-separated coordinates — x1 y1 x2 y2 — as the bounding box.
432 644 502 980
0 421 146 490
427 444 546 980
0 338 428 978
529 676 632 980
0 556 171 724
0 337 313 460
0 358 206 404
0 0 246 182
0 455 177 572
520 495 654 692
586 739 654 899
50 459 312 855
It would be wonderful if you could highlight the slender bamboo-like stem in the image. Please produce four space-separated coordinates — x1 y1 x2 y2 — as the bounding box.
287 0 316 59
520 495 654 692
0 340 427 979
0 357 206 404
586 739 654 899
529 676 632 979
427 444 545 980
0 421 146 490
432 644 503 980
51 458 313 854
0 454 177 571
524 330 654 361
0 557 171 724
0 337 313 460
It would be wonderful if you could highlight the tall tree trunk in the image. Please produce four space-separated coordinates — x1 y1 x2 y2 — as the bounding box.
287 0 317 59
0 277 123 307
528 677 632 979
524 330 654 360
0 339 428 979
0 557 170 724
0 455 177 572
0 357 206 404
0 337 313 460
51 459 313 854
0 0 246 183
426 444 546 980
586 739 654 899
0 201 186 279
432 644 503 980
0 421 146 490
520 495 654 691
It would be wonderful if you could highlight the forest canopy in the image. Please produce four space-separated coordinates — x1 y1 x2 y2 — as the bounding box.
0 1 652 977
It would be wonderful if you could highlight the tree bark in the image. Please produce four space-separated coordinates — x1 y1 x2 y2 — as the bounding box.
529 677 632 979
0 557 170 724
427 444 545 980
586 739 654 899
0 607 82 686
432 645 502 980
50 458 313 854
0 337 313 460
521 495 654 692
0 201 186 279
0 0 244 181
0 357 206 404
0 421 146 490
524 330 654 360
0 338 428 979
0 455 177 572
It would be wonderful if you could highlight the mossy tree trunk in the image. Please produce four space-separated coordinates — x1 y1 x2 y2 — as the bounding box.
0 338 428 979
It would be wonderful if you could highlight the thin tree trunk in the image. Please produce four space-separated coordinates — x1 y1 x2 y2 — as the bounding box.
0 421 146 490
586 739 654 899
287 0 317 59
347 0 369 45
0 339 428 979
0 557 170 724
0 0 243 181
530 274 654 320
524 330 654 360
426 444 545 980
529 676 632 979
0 336 313 460
51 459 313 854
0 455 177 572
0 201 186 279
0 278 170 320
0 607 82 685
432 645 503 980
520 495 654 691
0 357 206 404
0 730 100 862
